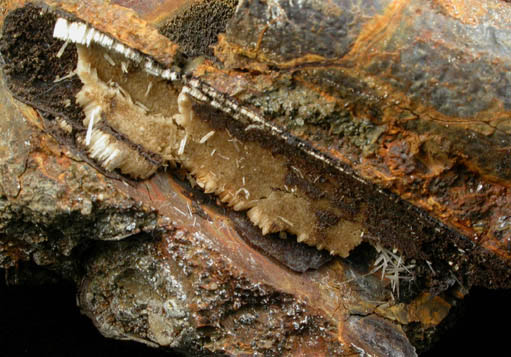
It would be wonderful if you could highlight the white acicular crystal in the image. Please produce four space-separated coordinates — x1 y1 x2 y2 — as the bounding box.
199 131 215 144
161 69 178 81
53 18 69 40
85 106 101 145
84 28 95 46
68 22 88 44
178 134 188 156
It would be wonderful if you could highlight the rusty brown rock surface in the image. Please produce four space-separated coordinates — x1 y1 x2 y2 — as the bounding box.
0 66 432 355
0 0 510 356
58 0 511 289
209 0 511 288
44 0 180 67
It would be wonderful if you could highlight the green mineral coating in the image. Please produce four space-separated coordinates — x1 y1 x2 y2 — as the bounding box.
244 78 386 157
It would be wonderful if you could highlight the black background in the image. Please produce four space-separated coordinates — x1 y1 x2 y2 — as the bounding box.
0 274 509 356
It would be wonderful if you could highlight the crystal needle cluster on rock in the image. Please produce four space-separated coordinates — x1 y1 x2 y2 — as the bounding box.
1 0 510 294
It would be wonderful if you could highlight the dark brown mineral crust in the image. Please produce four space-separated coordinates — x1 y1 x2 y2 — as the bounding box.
1 0 510 356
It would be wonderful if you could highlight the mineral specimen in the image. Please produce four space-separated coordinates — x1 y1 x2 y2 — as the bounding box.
1 0 510 355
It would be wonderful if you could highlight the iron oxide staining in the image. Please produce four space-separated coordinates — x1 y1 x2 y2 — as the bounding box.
1 4 366 258
2 1 511 293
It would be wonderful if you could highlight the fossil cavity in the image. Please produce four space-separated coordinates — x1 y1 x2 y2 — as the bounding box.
45 15 364 257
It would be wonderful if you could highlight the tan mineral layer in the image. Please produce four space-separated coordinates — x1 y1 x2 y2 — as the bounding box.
1 0 510 356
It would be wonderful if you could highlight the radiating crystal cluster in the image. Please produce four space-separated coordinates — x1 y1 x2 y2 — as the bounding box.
53 18 177 80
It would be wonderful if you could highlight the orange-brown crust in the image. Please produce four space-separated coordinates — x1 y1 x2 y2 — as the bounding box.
209 0 511 272
45 0 180 66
